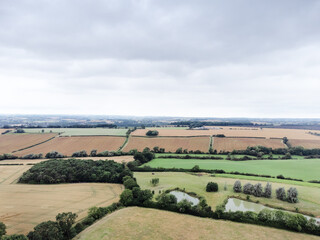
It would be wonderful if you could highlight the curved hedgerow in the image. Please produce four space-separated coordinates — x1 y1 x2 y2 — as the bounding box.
18 159 132 184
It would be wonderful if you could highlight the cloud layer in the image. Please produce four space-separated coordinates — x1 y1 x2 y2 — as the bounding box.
1 0 320 117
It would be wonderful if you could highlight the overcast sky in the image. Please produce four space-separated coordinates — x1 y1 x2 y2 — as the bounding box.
1 0 320 118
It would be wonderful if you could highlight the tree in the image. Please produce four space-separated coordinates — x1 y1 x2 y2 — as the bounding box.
191 165 200 172
27 221 63 240
0 221 6 238
146 130 158 136
2 235 28 240
264 182 272 198
276 187 286 201
123 178 139 190
243 183 253 195
153 146 159 153
90 149 97 157
206 182 219 192
252 183 263 197
56 212 77 240
150 178 159 186
233 181 242 193
120 189 134 206
175 148 183 154
287 187 298 203
283 137 288 144
157 194 177 208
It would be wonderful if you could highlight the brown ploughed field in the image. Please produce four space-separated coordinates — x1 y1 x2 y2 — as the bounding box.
213 137 286 152
15 136 126 157
0 133 57 154
123 136 210 152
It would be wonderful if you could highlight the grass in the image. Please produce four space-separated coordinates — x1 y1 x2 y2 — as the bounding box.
134 172 320 217
22 128 128 136
155 153 306 159
74 207 320 240
142 158 320 181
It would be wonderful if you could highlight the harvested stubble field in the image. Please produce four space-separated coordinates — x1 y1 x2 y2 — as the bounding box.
289 139 320 149
132 127 320 139
123 136 210 152
15 136 126 157
74 207 319 240
23 128 128 136
213 137 286 152
0 164 123 234
0 133 57 154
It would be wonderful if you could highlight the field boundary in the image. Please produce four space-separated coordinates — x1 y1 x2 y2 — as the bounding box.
12 135 57 154
118 135 130 151
131 135 212 138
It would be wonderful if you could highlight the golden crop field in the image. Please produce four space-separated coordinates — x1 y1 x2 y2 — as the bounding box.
132 127 320 139
123 136 210 152
289 139 320 149
15 136 126 157
213 137 286 152
0 133 57 154
75 207 319 240
0 165 123 235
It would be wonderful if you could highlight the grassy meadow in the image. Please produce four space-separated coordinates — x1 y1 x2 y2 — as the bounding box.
134 172 320 217
142 158 320 181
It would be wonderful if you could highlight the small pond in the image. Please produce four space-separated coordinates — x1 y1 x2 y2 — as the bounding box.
170 191 199 206
225 198 320 225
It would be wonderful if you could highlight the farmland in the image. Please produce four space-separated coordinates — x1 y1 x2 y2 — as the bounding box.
15 136 126 157
289 139 320 149
142 158 320 181
22 128 128 136
0 133 56 154
0 164 123 234
213 137 286 152
123 136 210 152
134 172 320 217
74 207 320 240
132 127 320 139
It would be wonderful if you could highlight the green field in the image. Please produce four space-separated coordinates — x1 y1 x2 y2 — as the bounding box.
22 128 128 136
134 172 320 217
142 158 320 181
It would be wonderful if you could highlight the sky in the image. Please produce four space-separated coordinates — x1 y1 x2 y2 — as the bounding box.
0 0 320 118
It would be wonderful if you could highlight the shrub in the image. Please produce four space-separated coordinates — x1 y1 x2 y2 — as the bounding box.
146 130 159 136
2 234 28 240
287 187 299 203
45 151 65 159
191 165 200 172
22 154 43 159
90 150 97 157
71 150 88 157
150 178 159 186
233 180 242 193
243 183 253 195
175 148 183 154
0 222 6 238
276 187 286 201
206 182 219 192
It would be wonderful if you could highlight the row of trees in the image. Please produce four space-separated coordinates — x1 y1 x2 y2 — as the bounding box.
233 181 272 198
18 159 132 184
276 187 299 203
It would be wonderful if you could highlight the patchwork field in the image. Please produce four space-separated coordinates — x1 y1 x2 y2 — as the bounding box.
0 165 123 234
74 207 320 240
142 158 320 181
23 128 128 136
0 133 57 154
289 139 320 149
213 137 286 152
132 127 320 139
15 136 126 157
135 172 320 217
123 136 210 152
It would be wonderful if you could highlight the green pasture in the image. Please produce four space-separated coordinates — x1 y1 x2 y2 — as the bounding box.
142 158 320 181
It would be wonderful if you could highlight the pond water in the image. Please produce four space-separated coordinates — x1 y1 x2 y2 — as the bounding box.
225 198 320 225
170 191 199 206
